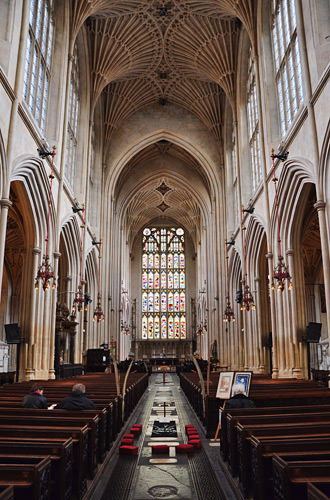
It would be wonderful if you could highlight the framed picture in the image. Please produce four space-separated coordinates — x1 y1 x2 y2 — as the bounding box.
216 371 235 399
231 371 252 397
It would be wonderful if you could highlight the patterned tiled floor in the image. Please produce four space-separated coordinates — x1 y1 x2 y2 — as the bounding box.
96 373 241 500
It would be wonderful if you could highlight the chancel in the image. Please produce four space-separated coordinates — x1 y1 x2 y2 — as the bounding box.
0 0 329 499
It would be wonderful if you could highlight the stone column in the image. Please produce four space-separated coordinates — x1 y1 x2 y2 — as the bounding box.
48 251 61 379
255 277 265 372
286 249 302 378
25 247 41 379
266 252 279 378
0 199 12 303
314 201 330 349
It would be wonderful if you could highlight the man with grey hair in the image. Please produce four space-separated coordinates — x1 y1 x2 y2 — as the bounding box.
55 383 96 410
225 382 255 409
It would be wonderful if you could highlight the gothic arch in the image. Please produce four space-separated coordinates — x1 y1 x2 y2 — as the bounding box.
58 216 81 305
319 119 330 204
0 129 7 197
226 247 242 369
10 156 56 252
105 127 221 204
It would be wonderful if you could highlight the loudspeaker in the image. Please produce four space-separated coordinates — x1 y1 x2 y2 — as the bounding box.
306 322 322 343
4 323 20 344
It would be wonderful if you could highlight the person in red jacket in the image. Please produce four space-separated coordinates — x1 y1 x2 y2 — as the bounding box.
22 383 48 409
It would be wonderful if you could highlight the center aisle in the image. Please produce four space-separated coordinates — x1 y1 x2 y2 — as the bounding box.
92 373 241 500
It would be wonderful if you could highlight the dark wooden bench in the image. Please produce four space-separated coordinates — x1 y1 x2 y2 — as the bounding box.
307 482 330 500
0 414 99 479
0 486 14 500
229 415 330 475
235 421 330 494
249 437 330 500
0 456 51 500
221 405 330 461
0 410 101 473
0 424 88 499
0 438 72 500
272 455 330 500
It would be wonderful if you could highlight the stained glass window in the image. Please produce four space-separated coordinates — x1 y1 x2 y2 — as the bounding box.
142 227 186 339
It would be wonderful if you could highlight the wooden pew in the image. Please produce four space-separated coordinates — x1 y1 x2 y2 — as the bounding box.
221 405 330 461
307 482 330 500
0 456 51 500
250 436 330 500
227 413 330 475
0 487 14 500
272 455 330 500
0 424 88 499
0 414 99 478
235 421 330 494
0 438 72 500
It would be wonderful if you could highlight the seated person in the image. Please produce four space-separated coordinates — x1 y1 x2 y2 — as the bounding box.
22 383 48 409
55 383 96 410
225 382 255 409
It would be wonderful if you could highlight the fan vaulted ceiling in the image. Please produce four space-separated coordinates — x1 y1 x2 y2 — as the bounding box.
72 0 253 236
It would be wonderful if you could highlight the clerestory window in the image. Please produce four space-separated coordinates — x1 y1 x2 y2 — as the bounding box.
272 0 304 137
23 0 54 132
246 47 262 191
65 44 80 188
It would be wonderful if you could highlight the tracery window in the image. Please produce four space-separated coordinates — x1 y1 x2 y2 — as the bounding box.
246 48 262 191
23 0 54 132
65 44 80 187
142 227 186 340
272 0 304 137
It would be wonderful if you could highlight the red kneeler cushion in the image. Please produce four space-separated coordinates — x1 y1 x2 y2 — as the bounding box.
133 424 142 429
187 431 198 438
176 444 194 454
121 438 134 445
185 424 195 430
123 433 135 439
188 439 201 449
186 428 197 435
188 435 199 441
130 427 141 435
119 445 138 456
152 445 169 454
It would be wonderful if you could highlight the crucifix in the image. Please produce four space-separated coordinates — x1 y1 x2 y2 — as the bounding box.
163 401 169 417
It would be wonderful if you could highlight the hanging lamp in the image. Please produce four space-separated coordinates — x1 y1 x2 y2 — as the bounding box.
93 239 104 322
223 240 235 322
270 150 292 291
240 208 256 311
72 204 86 313
35 146 56 291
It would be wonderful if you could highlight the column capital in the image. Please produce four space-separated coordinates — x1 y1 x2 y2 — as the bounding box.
0 198 12 209
314 200 326 211
266 252 273 260
53 251 61 259
286 248 294 256
32 247 41 255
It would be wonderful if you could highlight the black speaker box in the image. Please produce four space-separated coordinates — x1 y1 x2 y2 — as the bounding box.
5 323 20 344
306 322 322 343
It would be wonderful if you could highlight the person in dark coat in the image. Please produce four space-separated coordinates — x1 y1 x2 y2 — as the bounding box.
22 383 48 409
55 383 96 410
225 383 255 409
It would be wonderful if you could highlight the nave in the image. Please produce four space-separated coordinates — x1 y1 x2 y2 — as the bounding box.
90 372 238 500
